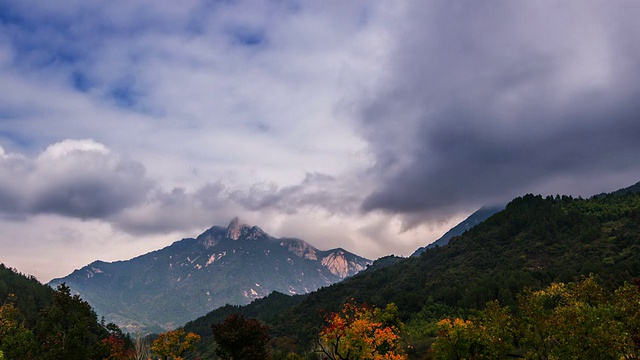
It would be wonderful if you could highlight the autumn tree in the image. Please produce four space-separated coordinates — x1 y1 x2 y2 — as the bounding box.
318 301 407 360
0 295 37 359
151 328 200 360
431 301 516 359
613 279 640 358
432 276 640 359
211 314 271 360
102 323 135 360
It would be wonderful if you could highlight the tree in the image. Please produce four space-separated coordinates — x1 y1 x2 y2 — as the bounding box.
151 328 200 360
100 322 135 360
609 279 640 359
36 283 110 360
211 314 271 360
0 296 37 359
133 335 152 360
318 301 407 360
431 318 475 360
432 276 640 359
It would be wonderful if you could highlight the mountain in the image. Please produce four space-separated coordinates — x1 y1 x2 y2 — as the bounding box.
597 180 640 197
49 218 371 334
183 186 640 356
411 205 503 257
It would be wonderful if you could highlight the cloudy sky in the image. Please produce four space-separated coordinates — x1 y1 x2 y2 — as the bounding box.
2 1 640 282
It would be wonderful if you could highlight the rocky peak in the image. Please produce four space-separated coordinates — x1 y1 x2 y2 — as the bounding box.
246 226 267 240
226 217 246 240
226 218 267 240
321 250 368 279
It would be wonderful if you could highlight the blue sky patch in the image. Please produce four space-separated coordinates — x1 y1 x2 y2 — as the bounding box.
110 84 138 109
227 27 267 47
71 71 92 92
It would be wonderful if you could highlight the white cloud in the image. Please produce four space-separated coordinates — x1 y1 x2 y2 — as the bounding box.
7 1 639 284
40 139 109 159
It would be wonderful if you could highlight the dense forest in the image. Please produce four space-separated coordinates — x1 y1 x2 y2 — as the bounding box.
3 185 640 359
0 265 135 359
183 188 640 359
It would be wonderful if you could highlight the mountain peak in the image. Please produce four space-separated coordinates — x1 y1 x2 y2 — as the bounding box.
225 217 266 240
50 217 372 334
226 217 243 240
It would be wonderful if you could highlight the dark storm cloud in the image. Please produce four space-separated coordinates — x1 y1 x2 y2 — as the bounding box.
360 1 640 217
109 171 369 237
29 164 151 219
0 140 153 219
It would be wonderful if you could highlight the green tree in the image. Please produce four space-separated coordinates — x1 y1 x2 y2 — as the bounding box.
35 283 110 360
211 314 271 360
431 317 476 360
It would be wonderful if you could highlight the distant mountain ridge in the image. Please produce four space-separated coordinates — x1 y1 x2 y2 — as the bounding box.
49 218 371 334
596 180 640 197
411 206 503 257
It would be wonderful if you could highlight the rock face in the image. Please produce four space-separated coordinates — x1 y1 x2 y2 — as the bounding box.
49 219 371 334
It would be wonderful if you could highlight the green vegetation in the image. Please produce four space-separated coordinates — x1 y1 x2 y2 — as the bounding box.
0 264 52 327
5 185 640 359
432 276 640 359
0 266 133 359
182 189 640 358
211 314 271 360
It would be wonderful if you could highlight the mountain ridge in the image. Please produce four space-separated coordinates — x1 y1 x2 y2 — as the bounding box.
182 181 640 356
411 205 504 257
50 218 372 334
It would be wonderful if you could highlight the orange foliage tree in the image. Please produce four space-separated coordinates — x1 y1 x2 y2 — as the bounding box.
318 301 407 360
151 328 200 360
102 333 135 360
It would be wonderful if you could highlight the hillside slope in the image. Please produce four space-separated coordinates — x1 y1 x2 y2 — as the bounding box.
0 264 119 359
185 188 640 353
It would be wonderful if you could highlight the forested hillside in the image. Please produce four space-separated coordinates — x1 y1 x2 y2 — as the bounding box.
0 265 133 359
184 189 640 358
0 264 52 328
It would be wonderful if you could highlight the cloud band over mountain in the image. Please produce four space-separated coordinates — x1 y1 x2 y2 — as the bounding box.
2 1 640 281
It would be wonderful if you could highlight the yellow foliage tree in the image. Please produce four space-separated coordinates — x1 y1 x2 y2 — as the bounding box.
431 276 640 359
151 328 200 360
0 295 36 359
318 301 407 360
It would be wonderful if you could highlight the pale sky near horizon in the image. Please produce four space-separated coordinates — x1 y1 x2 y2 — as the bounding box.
2 1 640 283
